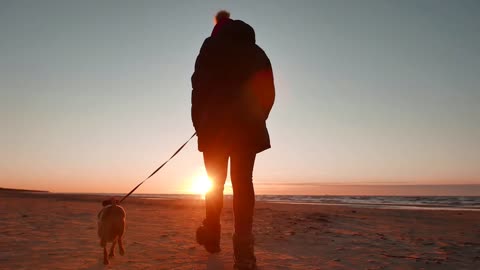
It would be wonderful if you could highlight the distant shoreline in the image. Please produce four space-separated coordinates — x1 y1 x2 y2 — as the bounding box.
2 191 478 212
0 187 49 193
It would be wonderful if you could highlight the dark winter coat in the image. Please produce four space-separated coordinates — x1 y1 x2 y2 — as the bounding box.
191 20 275 153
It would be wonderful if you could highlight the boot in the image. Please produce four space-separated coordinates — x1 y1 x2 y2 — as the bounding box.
233 233 257 270
196 219 221 253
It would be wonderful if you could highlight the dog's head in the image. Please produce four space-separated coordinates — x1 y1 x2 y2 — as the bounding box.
102 198 120 207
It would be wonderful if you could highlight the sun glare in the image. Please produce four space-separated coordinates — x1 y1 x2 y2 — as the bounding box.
191 174 213 196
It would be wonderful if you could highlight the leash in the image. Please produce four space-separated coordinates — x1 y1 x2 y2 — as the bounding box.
119 132 197 203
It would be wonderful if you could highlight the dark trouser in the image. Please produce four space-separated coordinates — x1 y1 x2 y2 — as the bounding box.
203 149 256 235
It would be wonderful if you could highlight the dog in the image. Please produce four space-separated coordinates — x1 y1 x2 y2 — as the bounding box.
97 198 126 265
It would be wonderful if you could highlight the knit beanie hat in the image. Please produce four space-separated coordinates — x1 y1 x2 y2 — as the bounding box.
211 10 233 37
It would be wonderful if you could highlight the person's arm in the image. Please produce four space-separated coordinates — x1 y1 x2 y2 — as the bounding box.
262 57 275 119
252 47 275 120
191 38 212 132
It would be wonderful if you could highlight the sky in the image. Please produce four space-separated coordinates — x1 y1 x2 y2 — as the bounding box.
1 0 479 195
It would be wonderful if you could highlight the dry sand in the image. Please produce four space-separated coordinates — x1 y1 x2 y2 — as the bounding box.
0 191 479 270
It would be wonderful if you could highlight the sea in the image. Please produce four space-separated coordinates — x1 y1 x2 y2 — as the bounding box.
94 193 480 211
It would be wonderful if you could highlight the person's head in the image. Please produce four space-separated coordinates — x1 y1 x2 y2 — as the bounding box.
211 10 232 37
214 10 230 25
211 11 255 44
223 20 255 44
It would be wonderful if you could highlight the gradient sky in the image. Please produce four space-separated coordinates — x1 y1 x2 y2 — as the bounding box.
1 0 479 195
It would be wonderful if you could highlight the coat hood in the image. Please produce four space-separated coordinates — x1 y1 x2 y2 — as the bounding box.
213 19 256 44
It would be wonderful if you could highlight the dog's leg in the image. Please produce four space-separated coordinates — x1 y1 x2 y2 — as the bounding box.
109 238 117 257
103 246 109 265
118 237 125 256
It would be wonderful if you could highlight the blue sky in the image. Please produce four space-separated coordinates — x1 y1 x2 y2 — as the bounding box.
1 0 479 194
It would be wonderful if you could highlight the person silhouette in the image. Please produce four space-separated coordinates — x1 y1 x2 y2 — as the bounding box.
191 10 275 270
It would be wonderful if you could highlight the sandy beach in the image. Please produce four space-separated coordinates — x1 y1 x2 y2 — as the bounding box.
0 191 479 270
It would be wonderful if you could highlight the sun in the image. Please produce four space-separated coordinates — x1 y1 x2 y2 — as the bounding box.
190 173 213 196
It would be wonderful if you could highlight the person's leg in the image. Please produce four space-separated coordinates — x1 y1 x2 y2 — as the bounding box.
230 151 257 269
196 148 228 253
203 149 229 227
230 151 256 235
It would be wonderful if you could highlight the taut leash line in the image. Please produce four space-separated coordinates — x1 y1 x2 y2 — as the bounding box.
119 132 196 203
